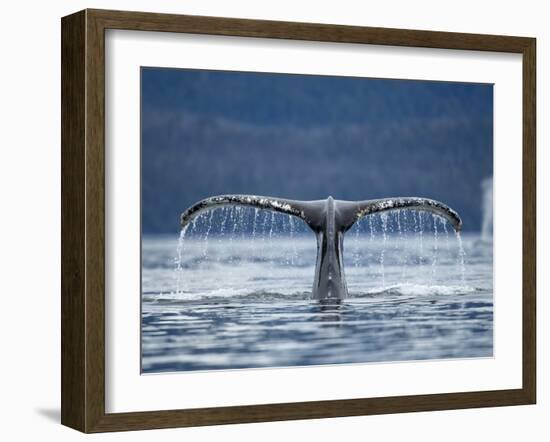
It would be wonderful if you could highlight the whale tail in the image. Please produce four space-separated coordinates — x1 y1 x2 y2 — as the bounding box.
180 194 316 229
335 197 462 233
180 195 462 301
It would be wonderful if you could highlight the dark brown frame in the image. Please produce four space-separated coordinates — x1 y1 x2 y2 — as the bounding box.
61 8 536 433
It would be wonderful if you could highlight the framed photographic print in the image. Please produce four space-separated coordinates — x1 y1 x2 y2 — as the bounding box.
61 9 536 433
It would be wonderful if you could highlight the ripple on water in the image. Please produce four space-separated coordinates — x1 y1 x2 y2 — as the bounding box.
142 233 493 373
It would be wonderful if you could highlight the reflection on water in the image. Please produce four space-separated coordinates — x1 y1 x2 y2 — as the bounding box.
142 227 493 373
313 301 344 325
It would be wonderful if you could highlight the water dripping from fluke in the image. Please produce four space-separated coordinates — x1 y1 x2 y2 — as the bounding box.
455 230 467 287
174 224 190 294
176 195 463 301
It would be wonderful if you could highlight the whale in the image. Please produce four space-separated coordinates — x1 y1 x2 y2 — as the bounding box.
180 195 462 301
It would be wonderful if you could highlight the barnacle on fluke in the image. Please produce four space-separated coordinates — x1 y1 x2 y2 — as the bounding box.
180 195 462 301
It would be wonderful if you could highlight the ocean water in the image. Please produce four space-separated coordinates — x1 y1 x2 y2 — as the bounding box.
141 210 493 373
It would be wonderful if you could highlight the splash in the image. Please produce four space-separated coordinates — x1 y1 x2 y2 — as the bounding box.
431 214 439 282
417 211 424 264
289 215 298 265
172 205 468 297
379 212 388 288
455 231 467 286
201 210 215 261
353 218 363 268
174 224 190 294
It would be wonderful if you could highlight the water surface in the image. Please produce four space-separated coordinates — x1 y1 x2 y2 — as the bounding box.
142 211 493 373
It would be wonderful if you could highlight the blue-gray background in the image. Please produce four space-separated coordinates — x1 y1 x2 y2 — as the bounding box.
141 68 493 233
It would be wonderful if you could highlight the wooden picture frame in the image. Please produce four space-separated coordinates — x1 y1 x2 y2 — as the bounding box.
61 8 536 433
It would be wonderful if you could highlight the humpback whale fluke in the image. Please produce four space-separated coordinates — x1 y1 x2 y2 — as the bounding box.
180 195 462 301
